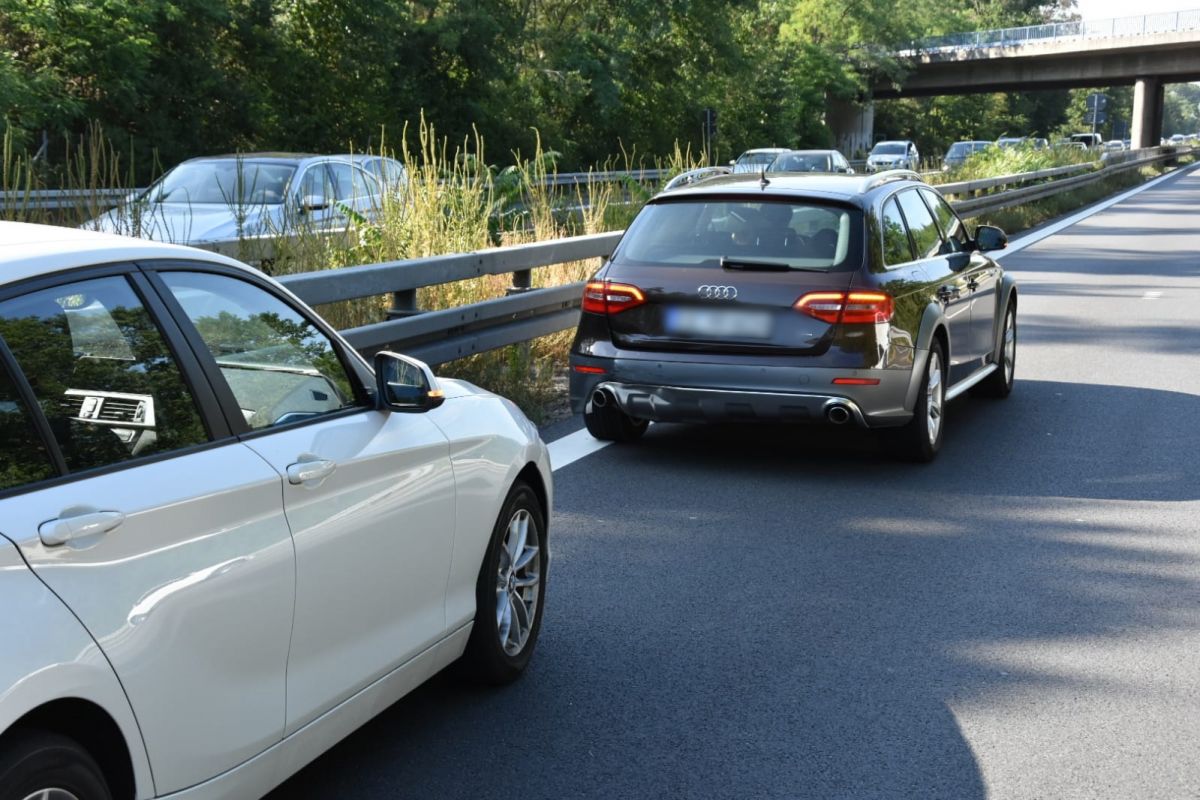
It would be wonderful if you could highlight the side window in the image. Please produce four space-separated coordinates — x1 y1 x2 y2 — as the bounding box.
0 276 210 473
298 165 334 201
0 364 57 490
881 197 914 266
895 189 943 260
327 163 377 202
159 271 361 430
921 188 970 254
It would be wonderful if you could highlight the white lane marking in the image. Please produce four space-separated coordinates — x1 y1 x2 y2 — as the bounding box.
548 427 611 471
546 162 1197 472
992 162 1199 261
1142 291 1163 300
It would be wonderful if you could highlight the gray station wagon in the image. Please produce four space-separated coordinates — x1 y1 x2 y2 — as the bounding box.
568 171 1017 461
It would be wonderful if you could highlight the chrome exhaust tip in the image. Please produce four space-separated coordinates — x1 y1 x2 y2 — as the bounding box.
826 404 851 425
591 389 610 408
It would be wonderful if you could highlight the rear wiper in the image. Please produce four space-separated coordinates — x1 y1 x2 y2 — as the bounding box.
720 257 824 272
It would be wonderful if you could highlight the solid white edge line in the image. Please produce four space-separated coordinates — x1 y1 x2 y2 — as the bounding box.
548 427 612 471
547 160 1199 472
992 161 1199 261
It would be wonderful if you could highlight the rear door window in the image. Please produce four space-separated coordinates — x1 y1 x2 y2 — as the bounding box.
895 189 944 260
0 276 210 473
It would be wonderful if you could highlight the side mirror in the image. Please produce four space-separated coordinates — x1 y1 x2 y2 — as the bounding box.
299 194 329 213
975 225 1008 252
374 351 445 412
846 167 855 175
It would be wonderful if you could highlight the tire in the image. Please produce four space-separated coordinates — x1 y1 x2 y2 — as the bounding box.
583 395 648 442
886 340 946 463
0 730 111 800
459 481 548 685
972 302 1016 399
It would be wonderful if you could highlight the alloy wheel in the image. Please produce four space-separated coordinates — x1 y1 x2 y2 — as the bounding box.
21 791 82 800
495 508 541 656
926 351 944 445
1003 309 1016 385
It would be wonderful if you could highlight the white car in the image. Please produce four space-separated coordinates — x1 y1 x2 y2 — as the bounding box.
0 221 551 800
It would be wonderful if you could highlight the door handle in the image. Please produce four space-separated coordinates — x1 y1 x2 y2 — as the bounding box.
39 507 125 547
287 454 337 485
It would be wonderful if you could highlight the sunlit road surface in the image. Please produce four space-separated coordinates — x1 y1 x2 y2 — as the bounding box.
271 163 1200 799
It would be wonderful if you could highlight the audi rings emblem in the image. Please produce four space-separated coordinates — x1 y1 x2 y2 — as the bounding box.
698 285 738 300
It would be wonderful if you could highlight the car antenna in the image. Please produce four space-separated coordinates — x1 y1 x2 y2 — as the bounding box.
759 167 770 188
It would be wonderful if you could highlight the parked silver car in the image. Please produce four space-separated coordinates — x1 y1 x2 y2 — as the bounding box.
84 153 402 246
866 140 919 172
0 221 551 800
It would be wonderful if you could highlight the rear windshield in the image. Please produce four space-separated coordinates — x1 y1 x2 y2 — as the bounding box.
772 153 832 172
733 152 780 172
613 199 861 272
872 143 907 155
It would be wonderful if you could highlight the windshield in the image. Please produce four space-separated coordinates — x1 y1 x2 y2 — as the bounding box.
871 143 907 155
772 153 832 172
147 161 297 205
614 199 860 272
947 143 972 156
733 152 781 173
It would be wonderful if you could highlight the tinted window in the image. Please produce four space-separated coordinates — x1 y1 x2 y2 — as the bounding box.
880 198 913 266
160 272 360 430
0 365 56 490
920 188 970 254
895 189 943 260
615 200 861 271
0 277 209 473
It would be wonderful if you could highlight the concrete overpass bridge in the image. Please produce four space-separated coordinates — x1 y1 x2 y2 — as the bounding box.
832 10 1200 153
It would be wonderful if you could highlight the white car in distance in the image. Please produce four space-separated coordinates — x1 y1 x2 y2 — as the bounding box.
0 221 551 800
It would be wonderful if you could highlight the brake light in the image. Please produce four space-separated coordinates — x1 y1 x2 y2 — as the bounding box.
832 377 881 385
581 280 646 315
794 291 893 324
572 364 607 374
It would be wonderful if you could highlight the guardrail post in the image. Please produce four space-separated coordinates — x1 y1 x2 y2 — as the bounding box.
507 268 533 295
388 289 420 318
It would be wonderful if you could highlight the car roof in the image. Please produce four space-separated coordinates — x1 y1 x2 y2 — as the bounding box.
651 171 922 206
738 148 788 156
873 140 912 146
0 221 255 287
181 153 316 164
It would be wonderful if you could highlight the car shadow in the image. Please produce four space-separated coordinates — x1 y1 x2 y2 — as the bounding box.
269 379 1198 799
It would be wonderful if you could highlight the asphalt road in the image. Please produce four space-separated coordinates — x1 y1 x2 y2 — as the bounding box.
270 164 1200 799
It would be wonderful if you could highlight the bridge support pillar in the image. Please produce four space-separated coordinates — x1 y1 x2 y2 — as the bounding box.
1131 77 1164 149
826 99 874 160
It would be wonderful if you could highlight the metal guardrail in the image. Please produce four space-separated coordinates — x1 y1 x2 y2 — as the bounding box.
914 9 1200 51
266 146 1190 365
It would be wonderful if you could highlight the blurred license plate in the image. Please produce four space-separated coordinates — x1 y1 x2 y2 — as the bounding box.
664 307 773 339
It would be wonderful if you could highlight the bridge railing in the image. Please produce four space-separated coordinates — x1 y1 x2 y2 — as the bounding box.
267 147 1191 364
913 8 1200 51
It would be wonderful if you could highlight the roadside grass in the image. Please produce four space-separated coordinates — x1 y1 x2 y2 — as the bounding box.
965 153 1195 234
929 143 1094 185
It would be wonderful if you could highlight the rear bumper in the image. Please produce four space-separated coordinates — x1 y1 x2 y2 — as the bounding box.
569 356 917 428
594 381 871 426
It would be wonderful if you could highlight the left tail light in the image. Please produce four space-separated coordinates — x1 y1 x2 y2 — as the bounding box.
582 280 646 315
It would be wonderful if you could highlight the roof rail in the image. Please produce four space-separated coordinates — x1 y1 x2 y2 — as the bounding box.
861 170 924 191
